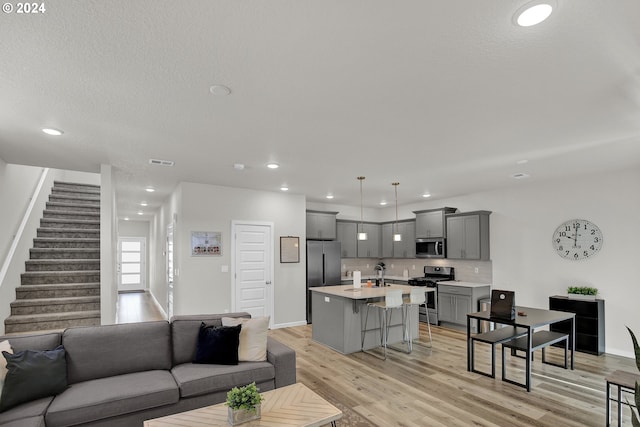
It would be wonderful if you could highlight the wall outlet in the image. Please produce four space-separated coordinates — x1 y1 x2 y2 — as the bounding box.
221 265 229 273
412 265 416 270
474 267 479 274
391 264 394 268
324 296 330 303
366 264 369 268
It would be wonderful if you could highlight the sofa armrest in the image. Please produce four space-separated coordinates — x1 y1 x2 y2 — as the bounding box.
266 336 296 388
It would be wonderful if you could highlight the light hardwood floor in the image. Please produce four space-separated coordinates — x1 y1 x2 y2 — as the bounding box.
116 291 166 324
116 293 637 426
270 324 637 427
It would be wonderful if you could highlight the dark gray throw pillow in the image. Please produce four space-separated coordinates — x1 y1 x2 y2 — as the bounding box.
193 323 241 365
0 345 67 412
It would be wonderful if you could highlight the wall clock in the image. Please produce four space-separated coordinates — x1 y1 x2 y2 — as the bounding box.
552 219 603 260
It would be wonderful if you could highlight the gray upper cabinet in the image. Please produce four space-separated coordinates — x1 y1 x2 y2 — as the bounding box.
388 220 416 259
357 223 381 258
306 211 338 240
336 221 357 258
381 223 394 258
414 207 457 238
445 211 491 260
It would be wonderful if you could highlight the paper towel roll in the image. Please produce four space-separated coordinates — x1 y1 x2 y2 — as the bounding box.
352 271 361 288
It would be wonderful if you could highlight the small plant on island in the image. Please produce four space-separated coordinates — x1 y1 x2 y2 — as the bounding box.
226 382 263 413
626 327 640 426
567 286 598 296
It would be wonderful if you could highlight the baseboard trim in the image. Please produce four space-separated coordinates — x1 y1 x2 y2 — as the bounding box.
271 320 307 329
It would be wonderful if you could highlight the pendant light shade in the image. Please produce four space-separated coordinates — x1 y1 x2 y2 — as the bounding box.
392 182 401 242
357 176 368 241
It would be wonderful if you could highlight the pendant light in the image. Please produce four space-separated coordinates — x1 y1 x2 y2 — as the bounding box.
392 182 402 242
357 176 368 241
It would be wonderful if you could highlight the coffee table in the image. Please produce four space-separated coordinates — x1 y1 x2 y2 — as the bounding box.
144 382 342 427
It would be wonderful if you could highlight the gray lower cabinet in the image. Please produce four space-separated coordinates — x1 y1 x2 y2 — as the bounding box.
445 211 491 260
438 284 490 333
306 211 338 240
336 221 357 258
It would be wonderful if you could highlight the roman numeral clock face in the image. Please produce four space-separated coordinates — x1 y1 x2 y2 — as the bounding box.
552 219 603 260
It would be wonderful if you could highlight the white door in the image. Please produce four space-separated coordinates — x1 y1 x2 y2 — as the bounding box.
232 222 273 324
166 222 175 318
117 237 146 292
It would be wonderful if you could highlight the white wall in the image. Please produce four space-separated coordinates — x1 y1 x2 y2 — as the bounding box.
159 182 306 327
100 164 117 326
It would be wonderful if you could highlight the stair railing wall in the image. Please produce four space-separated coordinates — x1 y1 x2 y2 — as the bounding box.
0 167 53 334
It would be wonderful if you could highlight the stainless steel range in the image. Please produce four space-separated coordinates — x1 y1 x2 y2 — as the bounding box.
407 266 454 325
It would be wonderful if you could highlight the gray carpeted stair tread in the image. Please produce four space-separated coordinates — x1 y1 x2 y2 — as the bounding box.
11 296 100 306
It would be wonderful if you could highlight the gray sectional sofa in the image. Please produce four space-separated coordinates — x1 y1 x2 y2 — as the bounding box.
0 313 296 427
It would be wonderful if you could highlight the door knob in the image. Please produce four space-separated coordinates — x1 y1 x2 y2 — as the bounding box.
266 281 272 285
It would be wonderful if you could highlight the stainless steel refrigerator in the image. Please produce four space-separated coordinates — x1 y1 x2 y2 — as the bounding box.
306 240 341 323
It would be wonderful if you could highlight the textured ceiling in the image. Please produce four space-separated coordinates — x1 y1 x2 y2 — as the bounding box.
1 0 639 219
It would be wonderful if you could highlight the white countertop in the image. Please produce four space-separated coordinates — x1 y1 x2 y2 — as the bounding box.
310 284 431 300
341 275 409 282
438 281 492 288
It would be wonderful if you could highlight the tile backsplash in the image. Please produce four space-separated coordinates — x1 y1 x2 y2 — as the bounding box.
341 258 492 284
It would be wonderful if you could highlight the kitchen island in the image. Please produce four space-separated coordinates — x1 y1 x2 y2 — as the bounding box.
309 284 422 354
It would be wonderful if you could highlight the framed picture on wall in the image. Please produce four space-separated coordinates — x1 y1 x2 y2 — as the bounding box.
191 231 221 256
280 236 299 263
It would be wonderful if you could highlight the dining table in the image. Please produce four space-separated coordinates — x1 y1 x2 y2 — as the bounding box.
466 306 575 391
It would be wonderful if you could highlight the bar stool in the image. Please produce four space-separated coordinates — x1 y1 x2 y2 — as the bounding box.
361 289 405 360
403 288 431 349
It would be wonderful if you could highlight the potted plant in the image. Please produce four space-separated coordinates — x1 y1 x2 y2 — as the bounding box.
626 327 640 425
226 382 264 425
567 286 598 300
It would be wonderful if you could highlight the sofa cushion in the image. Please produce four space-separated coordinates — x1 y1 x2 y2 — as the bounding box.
0 346 67 413
171 313 250 366
0 332 61 352
62 321 171 384
0 415 45 427
171 362 275 398
45 370 178 427
0 340 12 397
0 397 52 426
222 316 270 361
194 324 241 365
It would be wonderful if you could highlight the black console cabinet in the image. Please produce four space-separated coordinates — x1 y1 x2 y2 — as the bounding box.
549 296 605 355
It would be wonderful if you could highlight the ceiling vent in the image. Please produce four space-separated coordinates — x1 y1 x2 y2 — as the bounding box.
149 159 175 167
511 172 530 179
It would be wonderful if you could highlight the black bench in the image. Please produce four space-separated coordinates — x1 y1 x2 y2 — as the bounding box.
501 330 569 388
470 326 527 378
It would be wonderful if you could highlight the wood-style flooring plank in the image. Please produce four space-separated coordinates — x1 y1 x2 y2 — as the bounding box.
270 324 637 426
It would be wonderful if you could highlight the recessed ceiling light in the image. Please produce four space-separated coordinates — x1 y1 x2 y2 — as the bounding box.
140 202 148 207
422 193 431 198
512 172 531 179
145 187 155 193
123 217 130 221
233 163 245 170
209 85 231 96
42 128 63 136
280 185 289 191
515 2 553 27
379 201 388 206
137 211 144 215
326 194 334 199
516 159 529 165
266 163 279 169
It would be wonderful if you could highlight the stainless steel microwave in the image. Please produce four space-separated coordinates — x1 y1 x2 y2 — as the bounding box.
415 238 445 258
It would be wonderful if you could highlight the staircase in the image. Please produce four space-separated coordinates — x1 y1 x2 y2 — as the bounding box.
4 181 101 334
